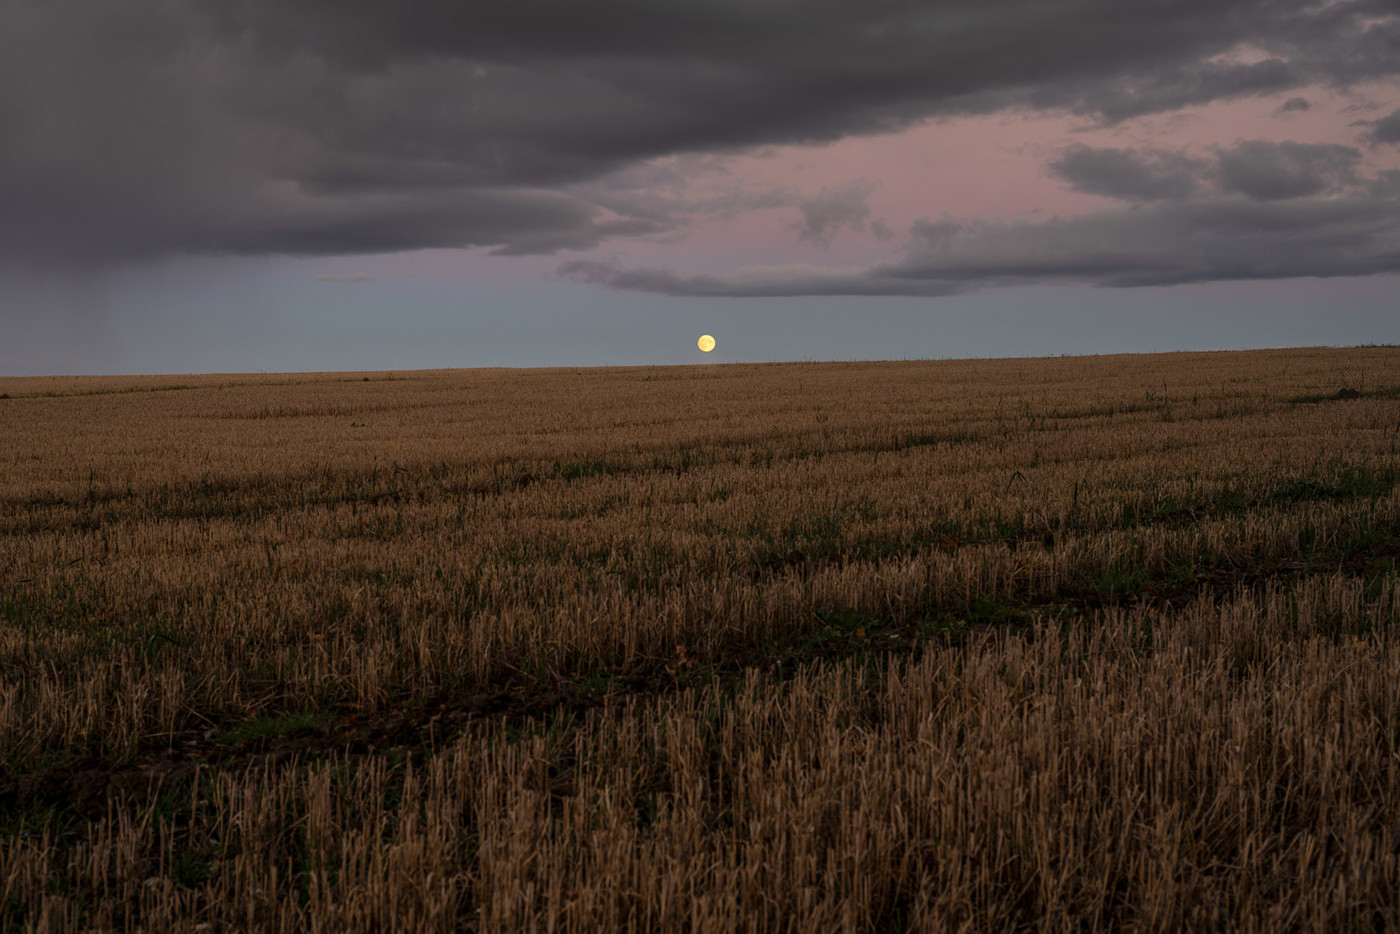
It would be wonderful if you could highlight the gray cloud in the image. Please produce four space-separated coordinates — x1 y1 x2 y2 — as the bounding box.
563 158 798 234
1048 145 1208 202
1215 140 1362 201
794 181 876 246
556 259 951 297
2 0 1398 269
887 196 1400 287
1277 96 1312 114
1049 139 1365 204
1357 108 1400 145
314 273 375 283
1372 171 1400 198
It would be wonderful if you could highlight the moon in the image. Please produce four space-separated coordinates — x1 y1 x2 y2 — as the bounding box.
697 334 716 352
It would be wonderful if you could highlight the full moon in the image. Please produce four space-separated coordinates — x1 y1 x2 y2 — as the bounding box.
697 334 716 352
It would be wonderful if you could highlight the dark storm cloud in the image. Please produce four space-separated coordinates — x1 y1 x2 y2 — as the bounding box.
2 0 1399 268
1066 57 1304 124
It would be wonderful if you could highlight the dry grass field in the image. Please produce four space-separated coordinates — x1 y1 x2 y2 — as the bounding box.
1 346 1398 931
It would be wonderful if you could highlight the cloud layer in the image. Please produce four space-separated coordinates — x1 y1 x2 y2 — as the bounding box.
560 140 1400 296
3 0 1399 269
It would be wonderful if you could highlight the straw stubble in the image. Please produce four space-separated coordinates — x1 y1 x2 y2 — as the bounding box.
1 346 1397 930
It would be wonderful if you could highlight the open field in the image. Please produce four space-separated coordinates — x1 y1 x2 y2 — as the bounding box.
2 346 1399 931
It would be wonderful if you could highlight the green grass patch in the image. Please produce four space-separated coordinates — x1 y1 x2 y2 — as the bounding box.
171 850 214 889
550 458 617 483
1288 386 1400 404
212 712 321 746
1267 465 1399 504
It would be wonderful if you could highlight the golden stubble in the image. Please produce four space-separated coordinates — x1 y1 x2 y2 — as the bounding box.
0 346 1397 930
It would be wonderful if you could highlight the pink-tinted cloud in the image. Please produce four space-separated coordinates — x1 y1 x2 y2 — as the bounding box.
557 79 1400 291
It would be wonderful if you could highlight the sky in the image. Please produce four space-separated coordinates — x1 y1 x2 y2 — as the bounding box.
2 0 1399 376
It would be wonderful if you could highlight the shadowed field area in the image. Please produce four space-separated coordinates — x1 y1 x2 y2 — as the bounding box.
2 347 1398 931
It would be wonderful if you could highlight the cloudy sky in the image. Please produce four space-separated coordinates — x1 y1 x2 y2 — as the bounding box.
2 0 1398 375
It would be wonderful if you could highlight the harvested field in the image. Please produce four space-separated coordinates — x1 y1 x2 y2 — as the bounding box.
2 346 1398 931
